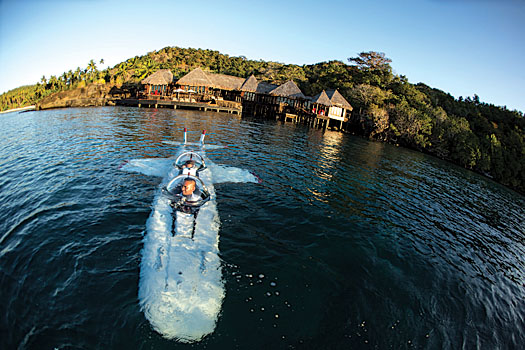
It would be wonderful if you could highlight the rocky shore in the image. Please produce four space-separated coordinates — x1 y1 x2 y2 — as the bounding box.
36 83 134 110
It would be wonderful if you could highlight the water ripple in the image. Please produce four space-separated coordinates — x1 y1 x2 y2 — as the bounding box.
0 108 524 349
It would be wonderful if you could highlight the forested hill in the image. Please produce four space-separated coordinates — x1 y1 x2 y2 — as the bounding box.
1 47 524 193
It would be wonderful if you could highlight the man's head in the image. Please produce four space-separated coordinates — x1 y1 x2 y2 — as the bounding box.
182 178 196 196
184 160 195 168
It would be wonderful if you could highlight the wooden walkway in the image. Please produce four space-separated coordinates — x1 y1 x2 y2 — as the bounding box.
241 100 346 131
276 110 345 131
117 99 242 114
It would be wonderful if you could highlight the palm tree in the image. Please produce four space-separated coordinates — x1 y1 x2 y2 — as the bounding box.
35 82 45 98
66 70 73 86
74 67 81 83
87 59 97 81
80 69 87 83
60 72 68 87
49 75 58 91
115 63 129 83
57 76 65 90
135 58 157 80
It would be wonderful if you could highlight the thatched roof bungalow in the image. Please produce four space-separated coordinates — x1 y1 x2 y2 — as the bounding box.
310 89 352 121
239 75 277 94
326 89 353 110
176 68 212 89
239 75 278 103
310 90 332 116
141 69 173 96
210 73 245 91
176 67 245 93
239 75 259 92
268 80 306 99
265 80 307 109
175 67 248 102
311 90 332 106
141 69 173 85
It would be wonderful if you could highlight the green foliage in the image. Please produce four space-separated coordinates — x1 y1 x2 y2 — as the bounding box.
348 51 394 88
414 83 524 191
0 84 48 111
1 58 106 111
386 98 432 149
1 47 523 192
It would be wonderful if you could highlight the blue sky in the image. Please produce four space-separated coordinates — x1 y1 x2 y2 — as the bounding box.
1 0 524 112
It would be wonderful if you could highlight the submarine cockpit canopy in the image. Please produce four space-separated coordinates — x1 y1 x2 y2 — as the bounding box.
164 174 210 207
174 151 206 171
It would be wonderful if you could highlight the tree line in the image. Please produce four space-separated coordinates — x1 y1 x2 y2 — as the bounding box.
0 59 106 111
1 47 523 193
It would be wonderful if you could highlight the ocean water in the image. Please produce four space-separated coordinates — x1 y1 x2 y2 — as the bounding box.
1 107 524 349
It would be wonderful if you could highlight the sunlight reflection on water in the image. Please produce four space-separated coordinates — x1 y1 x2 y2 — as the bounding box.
0 107 523 349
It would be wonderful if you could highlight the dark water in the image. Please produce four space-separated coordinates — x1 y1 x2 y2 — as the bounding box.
1 107 524 349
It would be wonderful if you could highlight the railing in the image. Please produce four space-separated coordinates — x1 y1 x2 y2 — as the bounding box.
216 100 242 109
134 93 241 109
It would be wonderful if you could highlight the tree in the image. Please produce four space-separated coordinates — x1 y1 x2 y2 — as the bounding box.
387 99 432 149
348 51 392 72
367 104 390 140
348 51 393 88
48 75 58 91
87 59 97 81
349 83 390 110
74 67 81 83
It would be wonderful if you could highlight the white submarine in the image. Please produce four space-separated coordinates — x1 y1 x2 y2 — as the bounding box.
121 129 259 342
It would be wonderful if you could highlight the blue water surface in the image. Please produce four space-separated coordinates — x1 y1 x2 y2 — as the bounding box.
1 107 524 349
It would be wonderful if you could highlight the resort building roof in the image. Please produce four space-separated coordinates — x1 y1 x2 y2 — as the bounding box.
141 69 173 85
240 75 278 94
256 82 279 94
326 89 353 110
211 73 245 90
268 80 306 99
311 90 332 106
176 67 213 87
177 68 245 91
239 75 258 92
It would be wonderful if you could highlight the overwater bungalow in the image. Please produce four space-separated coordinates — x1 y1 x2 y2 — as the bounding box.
140 69 173 98
311 89 353 129
240 78 310 119
176 68 245 104
132 68 352 128
268 80 307 108
239 75 277 101
326 89 353 120
238 75 278 117
310 90 332 115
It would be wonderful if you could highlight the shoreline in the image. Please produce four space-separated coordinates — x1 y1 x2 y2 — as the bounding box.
0 105 35 114
3 100 524 196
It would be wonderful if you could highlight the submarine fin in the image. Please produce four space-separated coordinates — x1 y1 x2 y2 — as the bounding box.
120 158 173 178
208 163 261 184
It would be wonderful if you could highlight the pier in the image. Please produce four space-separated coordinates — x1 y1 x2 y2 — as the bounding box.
116 68 352 131
117 98 242 114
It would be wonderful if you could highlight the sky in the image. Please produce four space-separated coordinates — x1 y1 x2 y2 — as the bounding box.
1 0 524 112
